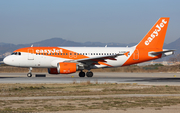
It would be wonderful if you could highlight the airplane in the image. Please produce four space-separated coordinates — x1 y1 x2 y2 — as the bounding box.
3 17 175 77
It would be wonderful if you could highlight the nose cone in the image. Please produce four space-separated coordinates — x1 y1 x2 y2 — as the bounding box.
3 56 13 66
3 57 9 65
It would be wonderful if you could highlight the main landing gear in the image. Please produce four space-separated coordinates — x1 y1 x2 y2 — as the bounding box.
79 71 85 77
79 70 93 77
27 67 32 77
86 71 93 77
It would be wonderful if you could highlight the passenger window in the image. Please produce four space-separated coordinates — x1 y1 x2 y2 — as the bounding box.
66 53 68 55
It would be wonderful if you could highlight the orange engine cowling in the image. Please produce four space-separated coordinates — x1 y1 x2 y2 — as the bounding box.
48 62 78 74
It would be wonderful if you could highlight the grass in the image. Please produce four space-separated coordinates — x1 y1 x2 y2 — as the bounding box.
0 83 180 112
1 83 180 97
0 97 180 112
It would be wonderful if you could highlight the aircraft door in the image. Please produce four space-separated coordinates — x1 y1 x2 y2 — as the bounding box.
133 49 139 60
28 49 34 60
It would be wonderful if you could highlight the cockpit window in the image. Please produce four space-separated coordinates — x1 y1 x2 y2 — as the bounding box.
11 52 21 55
11 52 16 55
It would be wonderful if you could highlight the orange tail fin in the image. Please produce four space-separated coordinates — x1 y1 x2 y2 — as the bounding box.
136 17 169 50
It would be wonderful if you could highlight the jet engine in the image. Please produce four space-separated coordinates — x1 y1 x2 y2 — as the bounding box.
48 62 78 74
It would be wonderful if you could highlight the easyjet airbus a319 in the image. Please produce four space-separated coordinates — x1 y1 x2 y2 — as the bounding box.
3 17 175 77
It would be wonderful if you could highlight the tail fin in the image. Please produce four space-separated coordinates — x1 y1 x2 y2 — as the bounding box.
136 17 169 50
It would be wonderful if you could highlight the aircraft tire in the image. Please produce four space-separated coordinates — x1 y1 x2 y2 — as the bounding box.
79 71 85 77
27 73 32 77
86 72 93 77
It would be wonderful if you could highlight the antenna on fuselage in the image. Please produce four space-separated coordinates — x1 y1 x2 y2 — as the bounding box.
31 45 33 47
105 45 107 47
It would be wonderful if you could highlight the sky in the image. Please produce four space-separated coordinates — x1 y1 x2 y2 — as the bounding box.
1 0 180 45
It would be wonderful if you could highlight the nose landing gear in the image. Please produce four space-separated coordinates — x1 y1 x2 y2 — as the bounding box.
27 67 32 77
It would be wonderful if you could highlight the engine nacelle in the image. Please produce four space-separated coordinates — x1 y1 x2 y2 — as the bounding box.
48 62 78 74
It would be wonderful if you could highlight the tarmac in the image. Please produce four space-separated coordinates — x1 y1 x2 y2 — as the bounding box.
0 72 180 85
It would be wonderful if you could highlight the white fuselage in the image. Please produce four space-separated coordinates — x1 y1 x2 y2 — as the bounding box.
4 46 135 68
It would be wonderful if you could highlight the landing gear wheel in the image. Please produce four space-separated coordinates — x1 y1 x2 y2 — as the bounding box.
27 73 32 77
79 71 85 77
86 71 93 77
27 67 33 77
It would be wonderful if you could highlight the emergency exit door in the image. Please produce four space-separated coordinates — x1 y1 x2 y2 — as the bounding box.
28 49 34 60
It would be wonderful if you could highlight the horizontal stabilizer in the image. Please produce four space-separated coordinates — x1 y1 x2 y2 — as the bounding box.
149 49 175 57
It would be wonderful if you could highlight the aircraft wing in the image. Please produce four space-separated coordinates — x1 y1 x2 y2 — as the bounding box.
65 51 129 65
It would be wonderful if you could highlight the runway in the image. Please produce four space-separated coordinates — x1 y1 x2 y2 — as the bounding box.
0 72 180 85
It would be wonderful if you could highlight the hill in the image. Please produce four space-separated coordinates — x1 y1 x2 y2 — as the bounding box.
0 37 136 58
164 37 180 53
0 37 179 58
